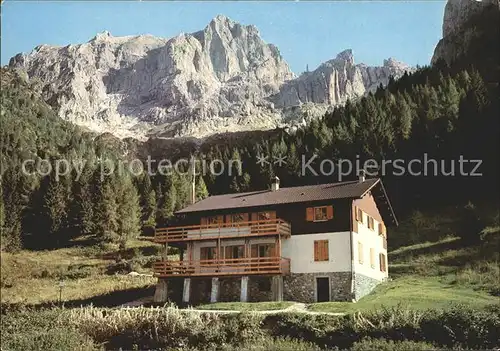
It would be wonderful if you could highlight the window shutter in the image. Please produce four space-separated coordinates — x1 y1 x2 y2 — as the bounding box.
201 217 207 226
251 213 258 222
269 211 277 219
327 206 334 219
242 213 249 222
323 241 329 261
306 207 314 222
314 240 319 261
354 206 359 221
217 215 223 224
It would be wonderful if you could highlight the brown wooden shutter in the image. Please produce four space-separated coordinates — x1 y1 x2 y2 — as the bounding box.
217 215 223 224
269 211 276 219
251 213 258 221
354 206 359 221
314 240 319 261
327 206 334 219
242 213 249 222
322 240 329 261
201 217 207 226
306 207 314 221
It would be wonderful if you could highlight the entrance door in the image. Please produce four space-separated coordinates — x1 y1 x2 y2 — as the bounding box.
316 277 330 302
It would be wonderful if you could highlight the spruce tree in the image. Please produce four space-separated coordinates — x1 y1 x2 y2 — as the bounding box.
116 175 141 249
195 175 209 201
157 182 177 226
92 168 119 243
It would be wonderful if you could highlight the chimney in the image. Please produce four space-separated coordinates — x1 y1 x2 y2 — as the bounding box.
358 170 366 183
271 176 280 191
190 156 196 204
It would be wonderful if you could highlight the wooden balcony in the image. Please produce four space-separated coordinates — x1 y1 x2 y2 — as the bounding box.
155 219 291 243
153 256 291 277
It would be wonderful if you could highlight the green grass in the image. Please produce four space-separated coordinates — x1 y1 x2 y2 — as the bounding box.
195 301 295 311
308 275 499 313
0 238 160 305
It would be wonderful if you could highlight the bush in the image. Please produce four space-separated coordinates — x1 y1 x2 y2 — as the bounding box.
1 308 96 351
420 305 500 349
350 338 436 351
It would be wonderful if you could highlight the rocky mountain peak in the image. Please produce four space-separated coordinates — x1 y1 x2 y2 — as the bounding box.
335 49 355 63
432 0 499 64
9 16 412 140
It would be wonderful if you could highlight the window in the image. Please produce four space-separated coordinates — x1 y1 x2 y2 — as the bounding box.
200 247 217 261
378 223 386 236
355 207 363 223
307 206 334 222
251 244 275 258
358 242 364 264
379 253 387 272
314 240 329 261
224 245 244 260
314 207 328 221
257 211 275 221
370 248 375 269
367 216 375 231
206 216 222 226
230 213 247 224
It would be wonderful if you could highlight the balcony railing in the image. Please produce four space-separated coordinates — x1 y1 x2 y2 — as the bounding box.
155 219 291 243
153 256 291 277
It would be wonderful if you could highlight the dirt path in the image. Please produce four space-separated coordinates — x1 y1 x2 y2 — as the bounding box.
181 303 345 316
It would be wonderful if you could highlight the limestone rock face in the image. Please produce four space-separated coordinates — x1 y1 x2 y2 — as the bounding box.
9 16 412 139
273 50 411 108
432 0 500 64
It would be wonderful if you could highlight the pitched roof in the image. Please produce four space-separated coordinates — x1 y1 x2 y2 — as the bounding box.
177 178 380 214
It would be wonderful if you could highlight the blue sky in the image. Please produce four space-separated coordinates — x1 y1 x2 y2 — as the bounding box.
1 1 445 74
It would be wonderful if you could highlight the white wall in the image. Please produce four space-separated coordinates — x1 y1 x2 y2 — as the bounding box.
352 212 387 281
281 232 352 273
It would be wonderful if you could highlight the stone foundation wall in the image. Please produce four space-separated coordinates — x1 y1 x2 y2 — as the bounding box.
248 276 273 302
190 278 212 304
219 278 241 302
283 272 352 303
154 277 184 304
353 273 380 301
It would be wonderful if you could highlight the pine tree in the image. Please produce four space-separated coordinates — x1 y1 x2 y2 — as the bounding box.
1 168 26 251
195 175 209 201
69 170 95 236
92 168 119 243
157 182 176 226
38 173 70 246
116 175 141 249
139 174 156 229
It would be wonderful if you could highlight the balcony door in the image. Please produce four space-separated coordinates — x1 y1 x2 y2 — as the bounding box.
251 244 276 258
224 245 244 262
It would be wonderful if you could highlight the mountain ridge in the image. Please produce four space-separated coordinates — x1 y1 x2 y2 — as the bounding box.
9 15 412 140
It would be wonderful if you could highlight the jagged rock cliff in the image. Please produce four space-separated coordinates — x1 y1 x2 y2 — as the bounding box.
10 15 411 139
273 50 410 108
432 0 500 65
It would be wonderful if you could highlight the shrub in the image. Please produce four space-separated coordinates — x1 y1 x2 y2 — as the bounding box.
350 338 436 351
420 305 500 349
1 308 96 351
